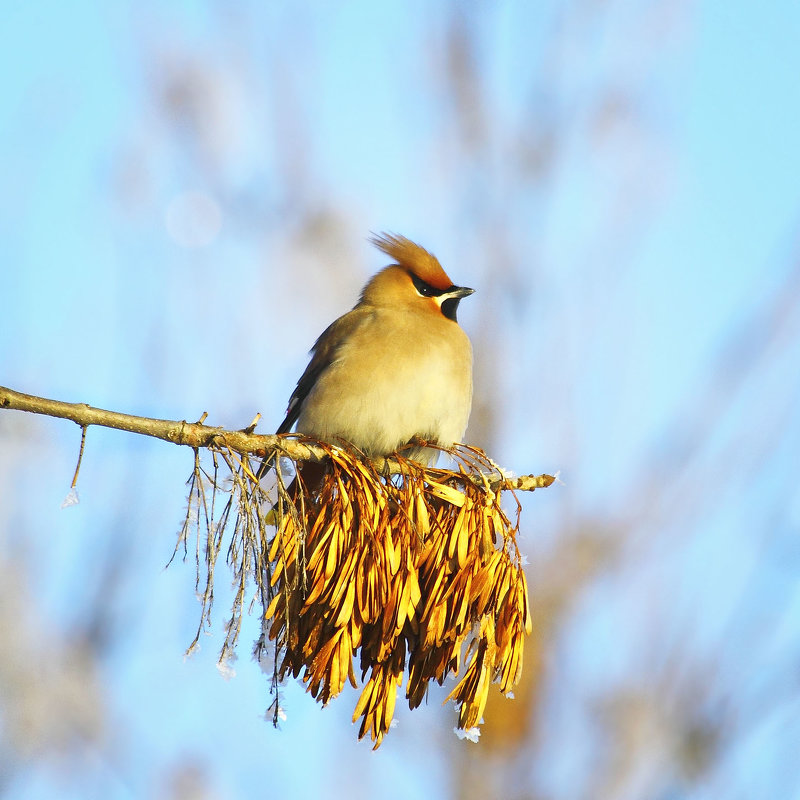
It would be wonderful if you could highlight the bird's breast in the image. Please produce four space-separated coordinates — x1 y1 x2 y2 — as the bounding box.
296 310 472 458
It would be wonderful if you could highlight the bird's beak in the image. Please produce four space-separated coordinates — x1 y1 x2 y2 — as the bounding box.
447 285 475 299
439 285 474 323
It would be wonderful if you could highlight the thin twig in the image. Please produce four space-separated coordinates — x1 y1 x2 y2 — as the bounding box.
70 425 88 489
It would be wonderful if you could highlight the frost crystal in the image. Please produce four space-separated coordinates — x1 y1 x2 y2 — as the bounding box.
265 700 287 724
454 726 481 743
216 656 237 680
254 636 276 674
61 488 80 508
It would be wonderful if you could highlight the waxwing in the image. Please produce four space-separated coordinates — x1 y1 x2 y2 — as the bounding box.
278 233 474 464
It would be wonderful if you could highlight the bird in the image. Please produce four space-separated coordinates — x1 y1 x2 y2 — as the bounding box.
276 233 474 474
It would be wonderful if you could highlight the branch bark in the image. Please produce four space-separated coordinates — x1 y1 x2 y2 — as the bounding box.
0 384 324 460
0 384 554 491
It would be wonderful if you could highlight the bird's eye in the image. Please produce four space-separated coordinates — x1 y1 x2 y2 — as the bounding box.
410 273 440 298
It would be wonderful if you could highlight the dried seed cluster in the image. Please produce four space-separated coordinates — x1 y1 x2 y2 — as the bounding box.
264 443 532 748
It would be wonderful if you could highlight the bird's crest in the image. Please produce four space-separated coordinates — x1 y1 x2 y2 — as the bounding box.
370 232 453 290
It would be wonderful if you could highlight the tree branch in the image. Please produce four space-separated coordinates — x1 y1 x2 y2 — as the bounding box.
0 384 555 491
0 384 325 460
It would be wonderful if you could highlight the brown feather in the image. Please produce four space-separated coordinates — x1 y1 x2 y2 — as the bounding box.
369 232 453 290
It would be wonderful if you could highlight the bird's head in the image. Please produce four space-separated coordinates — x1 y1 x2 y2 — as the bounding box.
363 233 475 322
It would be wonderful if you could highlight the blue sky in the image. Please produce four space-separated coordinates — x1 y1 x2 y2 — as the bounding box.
2 1 799 798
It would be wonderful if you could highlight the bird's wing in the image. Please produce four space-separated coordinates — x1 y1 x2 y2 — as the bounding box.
277 308 371 434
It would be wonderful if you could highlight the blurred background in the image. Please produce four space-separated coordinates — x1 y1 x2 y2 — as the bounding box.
2 1 799 798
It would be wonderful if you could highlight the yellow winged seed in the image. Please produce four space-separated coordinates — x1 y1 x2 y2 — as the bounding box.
433 531 450 570
415 489 430 534
336 628 353 696
358 495 374 533
336 475 352 516
349 616 362 648
520 569 533 634
512 635 524 684
436 567 464 607
479 524 494 559
501 633 521 691
327 649 340 703
482 504 495 541
353 674 377 723
489 560 510 606
348 654 358 688
307 503 330 539
454 571 473 629
268 515 293 562
366 563 377 618
478 552 501 604
357 710 370 740
329 546 357 598
373 673 387 734
267 533 282 563
407 566 422 610
268 615 283 643
384 676 398 731
419 566 447 619
504 634 523 691
334 578 356 628
470 555 493 596
310 628 342 698
395 573 412 633
456 509 469 567
369 501 383 534
466 665 490 728
357 580 371 624
351 457 377 482
416 537 436 570
419 613 437 649
432 604 447 646
264 591 283 621
306 520 335 573
269 556 285 586
385 532 400 576
383 583 401 637
492 507 507 538
303 568 331 606
447 503 469 560
445 646 479 707
323 523 340 579
426 480 467 507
